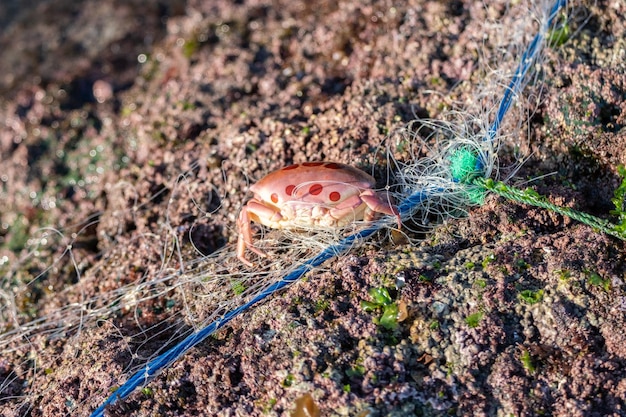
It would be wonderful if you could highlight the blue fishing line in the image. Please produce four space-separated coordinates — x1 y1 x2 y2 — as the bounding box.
90 1 566 415
485 0 566 144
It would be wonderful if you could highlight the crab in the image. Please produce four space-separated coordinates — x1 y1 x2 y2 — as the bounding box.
237 161 401 266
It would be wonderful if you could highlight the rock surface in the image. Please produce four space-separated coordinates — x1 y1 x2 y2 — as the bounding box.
1 0 625 416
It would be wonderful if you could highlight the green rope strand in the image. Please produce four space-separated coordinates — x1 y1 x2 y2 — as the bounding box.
447 147 626 241
473 177 626 241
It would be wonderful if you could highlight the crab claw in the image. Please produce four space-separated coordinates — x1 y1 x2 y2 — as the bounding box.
360 191 402 229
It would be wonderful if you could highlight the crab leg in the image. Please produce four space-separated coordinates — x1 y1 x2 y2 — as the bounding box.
237 206 268 266
237 199 284 266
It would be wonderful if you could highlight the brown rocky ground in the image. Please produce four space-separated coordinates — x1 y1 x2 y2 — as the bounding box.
1 0 625 416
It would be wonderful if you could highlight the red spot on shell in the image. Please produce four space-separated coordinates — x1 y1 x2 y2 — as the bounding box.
285 184 296 196
324 162 342 169
282 164 299 170
302 162 324 167
309 184 323 195
329 191 341 202
271 193 279 204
